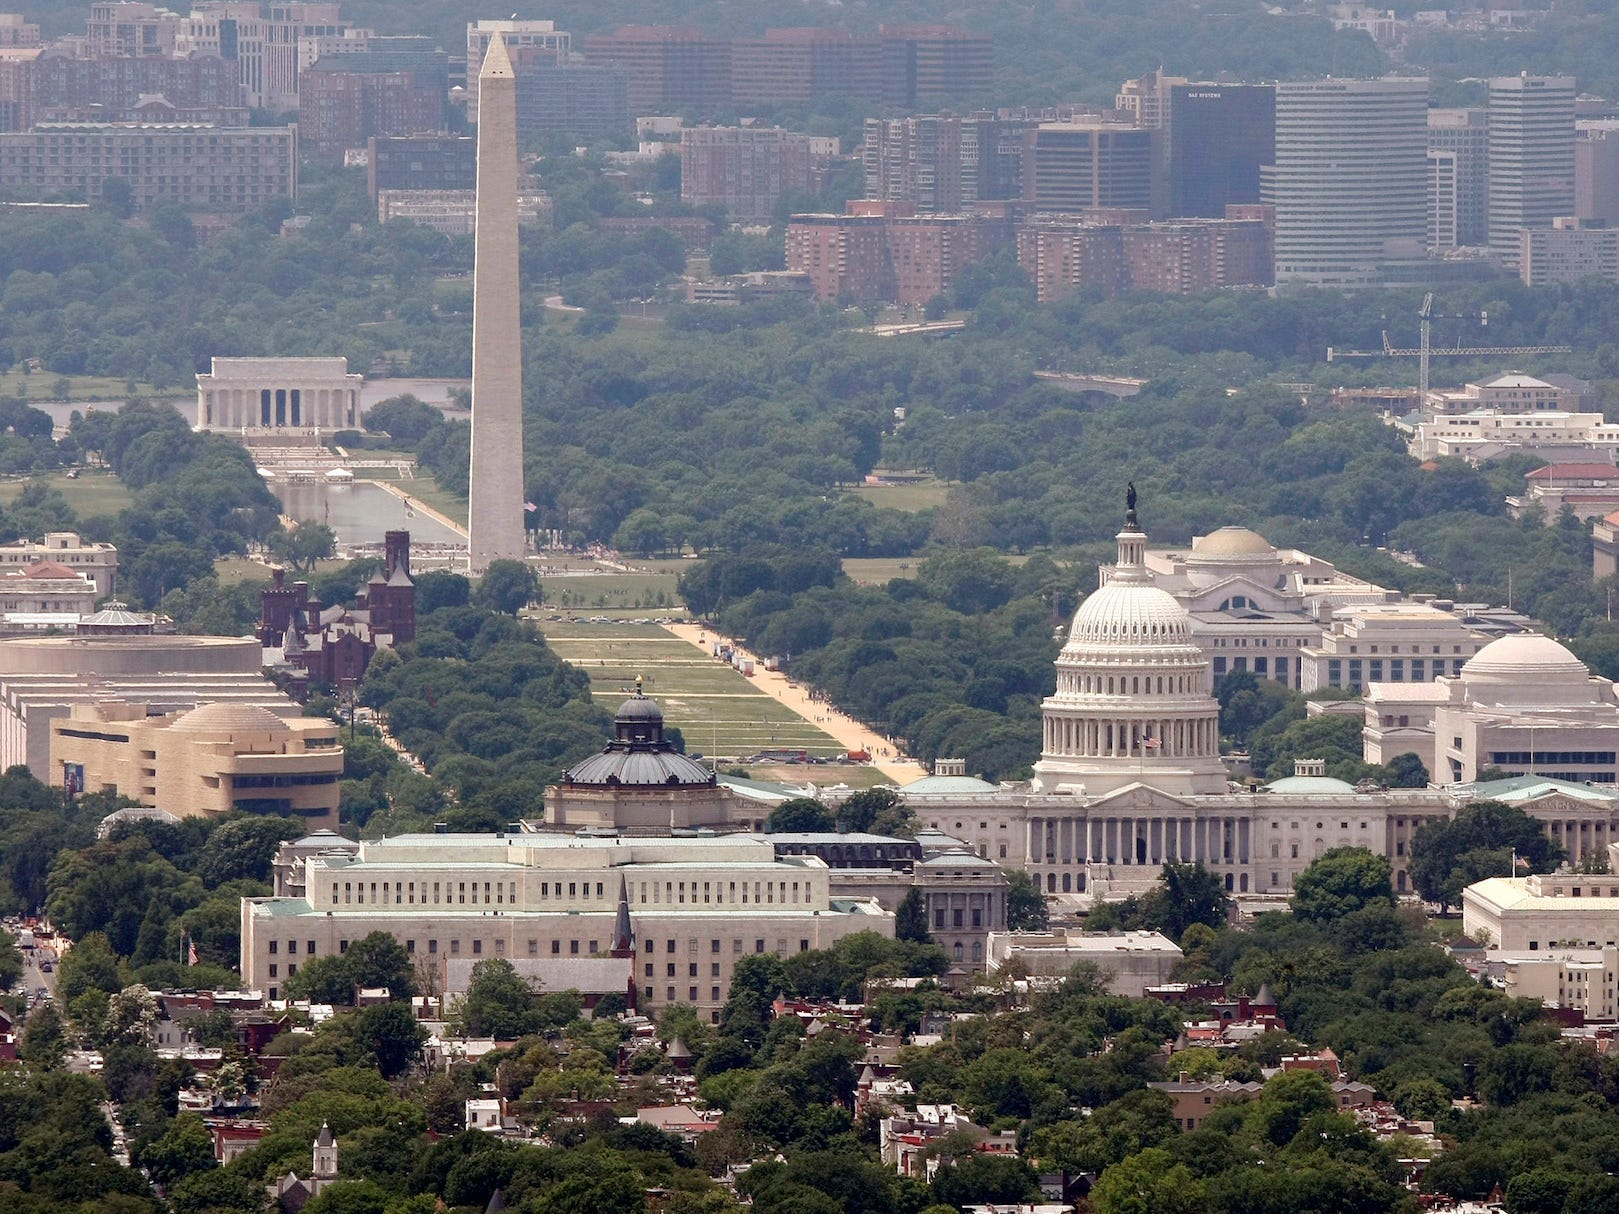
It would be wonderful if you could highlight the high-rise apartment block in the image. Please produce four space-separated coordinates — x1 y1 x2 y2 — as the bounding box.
1116 69 1186 130
1266 77 1428 288
0 13 39 48
1167 84 1274 219
1488 75 1575 269
578 24 987 118
0 122 296 212
1015 211 1272 303
465 19 570 122
1022 123 1154 213
785 209 1009 304
1427 107 1488 249
0 55 247 131
177 3 349 111
681 126 824 224
87 2 181 58
300 42 447 159
862 113 1026 214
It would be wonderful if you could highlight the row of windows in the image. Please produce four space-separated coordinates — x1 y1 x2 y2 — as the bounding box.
1491 751 1617 766
331 879 524 906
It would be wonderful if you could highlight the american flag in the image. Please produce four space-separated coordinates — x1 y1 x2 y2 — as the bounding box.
1143 737 1160 750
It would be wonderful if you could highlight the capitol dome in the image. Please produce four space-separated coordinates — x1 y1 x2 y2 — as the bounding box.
1030 492 1228 798
1067 581 1195 645
1459 633 1598 706
1189 526 1275 559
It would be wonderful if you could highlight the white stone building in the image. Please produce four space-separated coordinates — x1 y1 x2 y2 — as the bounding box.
1464 861 1619 952
241 832 893 1016
1396 373 1619 462
195 357 363 433
1299 600 1509 693
892 496 1619 901
0 532 117 596
1106 525 1392 689
1363 634 1619 786
985 928 1182 996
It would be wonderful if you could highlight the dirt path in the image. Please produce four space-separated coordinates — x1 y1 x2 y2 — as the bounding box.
663 622 928 786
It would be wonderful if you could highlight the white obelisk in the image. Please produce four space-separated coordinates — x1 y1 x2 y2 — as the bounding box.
467 33 526 574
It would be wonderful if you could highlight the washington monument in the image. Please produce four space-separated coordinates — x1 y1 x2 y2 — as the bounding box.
467 32 526 574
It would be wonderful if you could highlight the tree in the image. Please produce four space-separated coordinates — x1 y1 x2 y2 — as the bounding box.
1411 800 1563 912
1290 847 1395 924
1004 869 1048 931
1383 751 1430 788
836 788 904 834
139 1113 217 1189
459 958 541 1038
1089 1147 1205 1214
473 559 538 614
766 798 834 833
1138 863 1229 940
271 520 337 573
340 1001 426 1079
895 887 931 944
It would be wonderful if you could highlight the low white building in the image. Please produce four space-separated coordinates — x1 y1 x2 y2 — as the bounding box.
0 531 117 596
1302 599 1527 694
1463 863 1619 952
1365 633 1619 787
1494 946 1619 1020
984 929 1182 996
242 831 893 1017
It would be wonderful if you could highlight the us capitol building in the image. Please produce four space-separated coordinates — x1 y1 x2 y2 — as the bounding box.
897 495 1619 902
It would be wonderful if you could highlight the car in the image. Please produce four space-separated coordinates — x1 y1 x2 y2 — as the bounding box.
39 961 52 972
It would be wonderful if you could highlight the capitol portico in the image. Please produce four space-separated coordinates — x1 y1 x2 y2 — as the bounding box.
894 494 1615 903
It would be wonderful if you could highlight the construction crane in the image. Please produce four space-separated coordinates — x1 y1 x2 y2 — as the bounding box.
1326 293 1572 399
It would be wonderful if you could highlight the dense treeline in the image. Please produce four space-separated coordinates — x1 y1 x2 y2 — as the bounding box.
355 604 611 831
0 170 470 386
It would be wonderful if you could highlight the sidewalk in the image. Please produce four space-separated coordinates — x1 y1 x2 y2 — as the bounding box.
662 622 928 786
369 480 469 539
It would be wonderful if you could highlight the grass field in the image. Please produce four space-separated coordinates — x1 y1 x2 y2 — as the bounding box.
849 477 954 512
0 471 136 517
542 572 683 610
0 373 166 403
539 622 846 763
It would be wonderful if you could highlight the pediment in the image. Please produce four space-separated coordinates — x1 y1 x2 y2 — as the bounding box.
1085 782 1196 813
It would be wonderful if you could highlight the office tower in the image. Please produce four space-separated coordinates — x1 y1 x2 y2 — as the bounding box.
1427 108 1488 248
512 56 630 144
878 25 991 107
582 26 731 115
1488 75 1575 269
1266 78 1428 287
1168 84 1275 218
1577 123 1619 225
465 19 570 123
731 28 883 107
1022 123 1154 213
467 35 525 574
